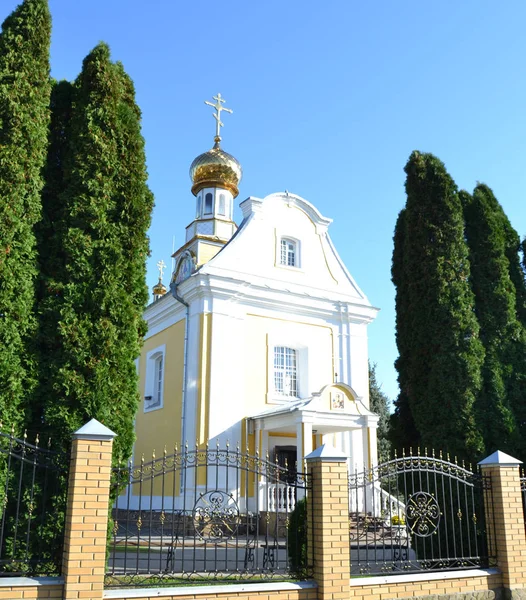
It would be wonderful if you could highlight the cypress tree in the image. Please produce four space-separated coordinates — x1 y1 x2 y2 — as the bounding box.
36 43 153 464
0 0 51 429
368 362 391 463
462 184 526 459
391 151 484 461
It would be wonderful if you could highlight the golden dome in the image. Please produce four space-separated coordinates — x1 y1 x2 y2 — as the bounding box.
190 141 242 198
152 281 167 297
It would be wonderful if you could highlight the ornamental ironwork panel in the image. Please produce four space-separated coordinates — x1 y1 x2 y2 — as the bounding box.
0 427 69 576
106 444 311 588
348 452 495 576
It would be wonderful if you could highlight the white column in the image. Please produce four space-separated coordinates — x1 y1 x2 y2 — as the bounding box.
350 427 365 473
366 417 379 468
255 424 261 456
296 422 304 470
302 422 313 472
260 431 269 509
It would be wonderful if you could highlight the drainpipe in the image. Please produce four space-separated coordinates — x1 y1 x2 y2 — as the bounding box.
170 282 189 450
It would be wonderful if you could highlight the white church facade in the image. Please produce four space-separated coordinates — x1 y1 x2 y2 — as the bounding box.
132 95 379 507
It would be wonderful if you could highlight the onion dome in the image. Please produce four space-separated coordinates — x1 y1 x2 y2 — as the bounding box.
190 140 242 198
152 259 167 302
152 280 167 302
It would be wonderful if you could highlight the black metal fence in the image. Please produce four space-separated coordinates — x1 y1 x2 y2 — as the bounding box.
348 452 495 575
106 445 310 587
0 427 68 576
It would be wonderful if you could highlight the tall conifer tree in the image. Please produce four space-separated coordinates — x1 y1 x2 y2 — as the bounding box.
391 152 484 461
36 44 153 463
390 208 420 450
0 0 51 429
368 362 391 463
462 184 526 458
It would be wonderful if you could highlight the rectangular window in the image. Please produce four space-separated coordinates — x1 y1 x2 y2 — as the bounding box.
280 239 296 267
274 346 297 397
154 356 163 406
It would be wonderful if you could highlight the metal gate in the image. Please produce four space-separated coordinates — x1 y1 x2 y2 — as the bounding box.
348 451 495 575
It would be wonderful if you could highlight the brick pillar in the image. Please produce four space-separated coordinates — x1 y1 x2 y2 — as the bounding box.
62 419 116 600
306 444 350 600
479 450 526 600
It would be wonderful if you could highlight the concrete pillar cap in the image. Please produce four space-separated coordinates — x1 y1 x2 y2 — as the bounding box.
305 443 347 462
478 450 522 467
73 418 116 441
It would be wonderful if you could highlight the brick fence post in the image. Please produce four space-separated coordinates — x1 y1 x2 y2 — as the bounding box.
306 444 350 600
62 419 116 600
479 450 526 600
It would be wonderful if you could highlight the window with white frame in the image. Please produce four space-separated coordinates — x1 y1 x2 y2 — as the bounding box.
144 345 165 412
273 346 298 397
280 238 297 267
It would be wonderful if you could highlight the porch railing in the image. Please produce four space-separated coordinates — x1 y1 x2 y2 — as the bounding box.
268 483 296 512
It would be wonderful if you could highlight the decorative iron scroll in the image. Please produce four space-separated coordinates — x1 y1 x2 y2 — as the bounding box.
405 492 440 537
193 490 240 542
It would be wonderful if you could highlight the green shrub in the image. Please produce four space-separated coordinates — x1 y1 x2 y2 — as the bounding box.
287 497 307 577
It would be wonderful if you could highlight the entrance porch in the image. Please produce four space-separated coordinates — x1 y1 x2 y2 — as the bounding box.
248 383 380 512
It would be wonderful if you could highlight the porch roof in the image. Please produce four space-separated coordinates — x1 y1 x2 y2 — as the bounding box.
248 391 378 435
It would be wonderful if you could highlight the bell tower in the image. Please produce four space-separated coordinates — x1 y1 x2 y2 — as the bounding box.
172 94 241 282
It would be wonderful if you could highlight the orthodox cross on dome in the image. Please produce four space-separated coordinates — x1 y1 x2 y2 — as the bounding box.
204 93 233 143
157 259 166 282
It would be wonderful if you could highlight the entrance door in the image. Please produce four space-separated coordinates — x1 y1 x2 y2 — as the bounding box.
274 446 297 483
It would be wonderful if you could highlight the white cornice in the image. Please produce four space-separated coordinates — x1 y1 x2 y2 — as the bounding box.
174 272 377 323
144 293 187 339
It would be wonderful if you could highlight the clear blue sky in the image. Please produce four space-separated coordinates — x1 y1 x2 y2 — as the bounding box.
3 0 526 403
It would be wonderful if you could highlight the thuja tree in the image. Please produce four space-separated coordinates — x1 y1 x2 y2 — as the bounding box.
0 0 54 574
391 151 484 461
0 0 51 430
36 43 153 465
389 208 420 451
368 362 391 463
462 185 526 459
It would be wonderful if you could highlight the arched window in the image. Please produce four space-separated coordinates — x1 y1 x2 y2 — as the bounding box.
280 238 297 267
144 346 165 411
218 193 226 215
196 195 202 217
273 346 298 397
204 192 213 214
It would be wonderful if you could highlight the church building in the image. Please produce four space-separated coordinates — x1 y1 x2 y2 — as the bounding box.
134 94 380 487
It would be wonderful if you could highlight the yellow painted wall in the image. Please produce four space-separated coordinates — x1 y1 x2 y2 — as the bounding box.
134 319 186 463
243 313 334 412
197 240 222 266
